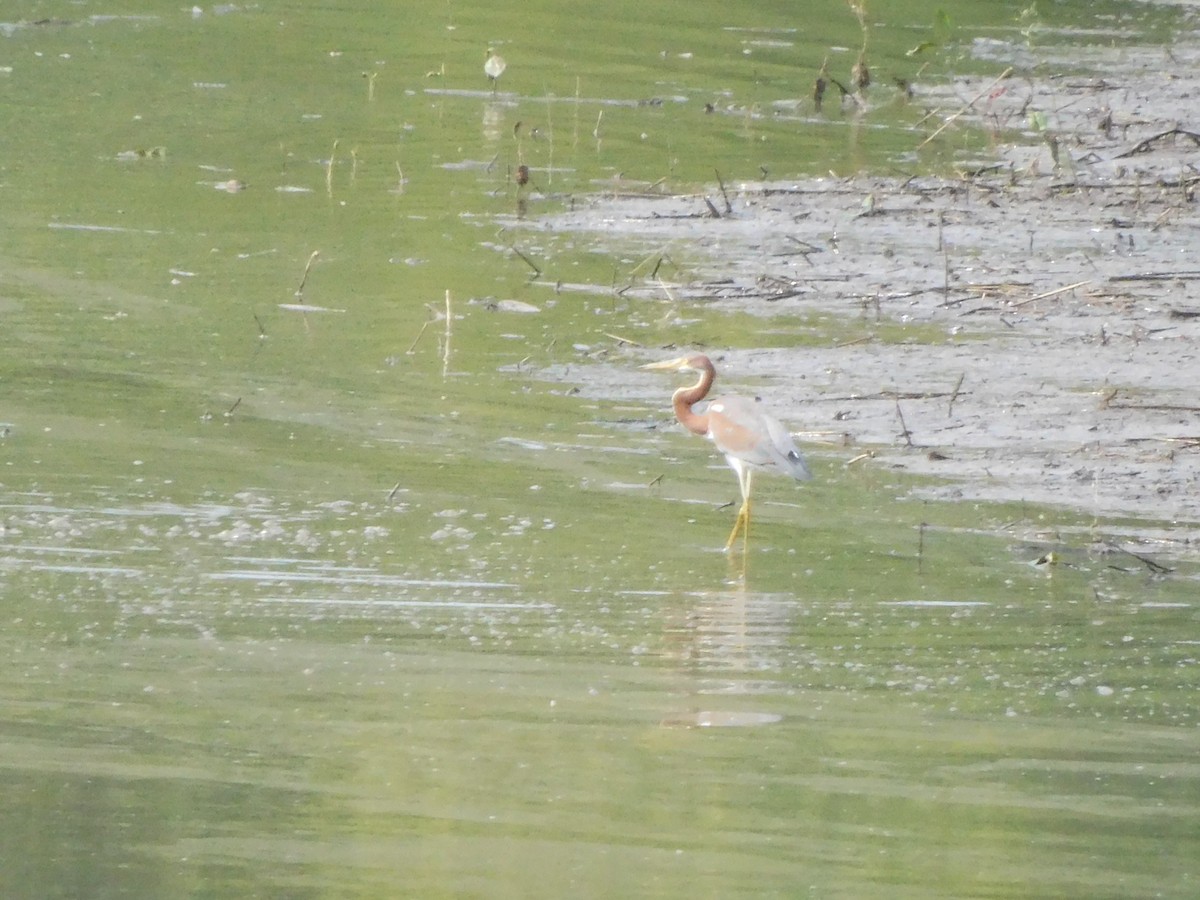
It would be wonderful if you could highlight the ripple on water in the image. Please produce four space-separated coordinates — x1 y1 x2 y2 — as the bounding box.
662 711 784 728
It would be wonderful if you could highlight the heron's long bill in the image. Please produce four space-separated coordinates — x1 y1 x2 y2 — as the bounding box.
640 357 694 372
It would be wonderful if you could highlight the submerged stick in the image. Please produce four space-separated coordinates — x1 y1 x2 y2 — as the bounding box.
1114 544 1172 574
714 168 732 214
1011 279 1092 308
407 303 446 355
655 276 678 305
918 67 1014 149
325 139 339 196
628 249 672 279
833 336 873 348
917 522 927 575
294 250 320 298
573 76 582 149
545 91 554 186
602 331 642 347
406 320 432 354
442 289 452 378
511 245 542 278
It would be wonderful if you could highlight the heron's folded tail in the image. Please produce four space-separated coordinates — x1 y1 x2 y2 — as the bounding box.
783 448 813 482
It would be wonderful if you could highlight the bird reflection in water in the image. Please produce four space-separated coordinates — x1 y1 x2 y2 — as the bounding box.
658 583 795 729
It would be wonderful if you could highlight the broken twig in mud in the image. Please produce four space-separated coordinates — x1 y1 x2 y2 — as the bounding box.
1109 543 1173 574
714 168 733 215
1010 279 1092 308
1113 127 1200 159
626 250 676 283
602 331 642 347
1108 402 1200 413
655 276 679 305
1109 270 1200 283
511 245 542 278
829 390 956 402
1125 436 1200 450
918 67 1014 149
948 373 965 418
894 397 914 447
782 235 823 257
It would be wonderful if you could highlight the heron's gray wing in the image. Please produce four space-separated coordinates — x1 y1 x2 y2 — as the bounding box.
707 395 812 482
762 411 812 481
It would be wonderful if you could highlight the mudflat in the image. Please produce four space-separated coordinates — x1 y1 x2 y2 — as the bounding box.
542 37 1200 552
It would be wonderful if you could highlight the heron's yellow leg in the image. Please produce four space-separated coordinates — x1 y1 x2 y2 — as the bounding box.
723 509 741 550
724 467 754 552
724 499 751 551
742 498 750 552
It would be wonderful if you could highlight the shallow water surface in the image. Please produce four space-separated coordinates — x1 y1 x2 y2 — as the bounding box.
2 1 1198 897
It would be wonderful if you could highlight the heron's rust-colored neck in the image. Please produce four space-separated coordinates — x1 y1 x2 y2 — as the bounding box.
672 355 715 436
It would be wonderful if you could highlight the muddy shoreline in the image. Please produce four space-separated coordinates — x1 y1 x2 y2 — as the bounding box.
536 32 1200 546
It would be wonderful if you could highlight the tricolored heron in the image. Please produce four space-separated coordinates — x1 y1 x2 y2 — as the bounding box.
484 48 506 93
643 354 811 551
